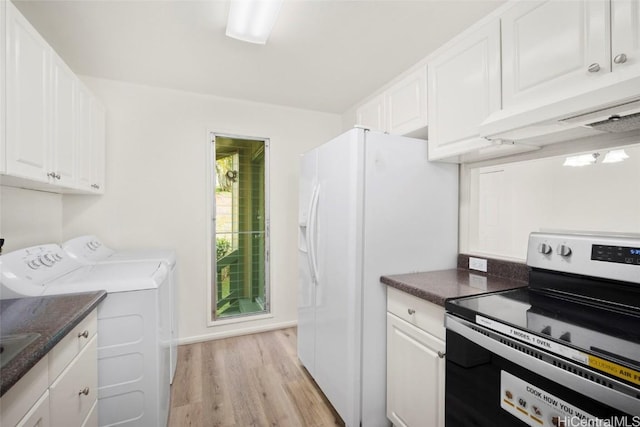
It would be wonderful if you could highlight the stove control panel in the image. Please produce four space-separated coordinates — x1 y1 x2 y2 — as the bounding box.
527 232 640 284
591 244 640 265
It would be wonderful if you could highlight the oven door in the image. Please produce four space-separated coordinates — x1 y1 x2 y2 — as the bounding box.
445 315 638 426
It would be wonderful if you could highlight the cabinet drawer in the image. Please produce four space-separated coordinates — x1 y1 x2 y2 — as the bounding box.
49 310 97 383
387 286 445 341
16 390 50 427
49 335 97 427
0 355 49 427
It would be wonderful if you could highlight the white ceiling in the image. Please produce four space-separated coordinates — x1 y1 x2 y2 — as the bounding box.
14 0 505 113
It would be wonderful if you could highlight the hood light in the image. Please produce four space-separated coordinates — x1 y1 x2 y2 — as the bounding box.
563 153 599 167
602 149 630 164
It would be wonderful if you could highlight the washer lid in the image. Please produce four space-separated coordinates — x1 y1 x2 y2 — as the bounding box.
104 249 177 268
44 261 169 294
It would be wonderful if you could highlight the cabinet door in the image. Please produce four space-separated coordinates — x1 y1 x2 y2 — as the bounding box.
76 84 93 190
16 391 50 427
612 0 640 74
427 20 500 161
386 66 428 135
90 100 106 193
356 95 385 132
49 335 97 427
501 0 610 109
5 1 51 182
51 55 77 187
387 313 445 427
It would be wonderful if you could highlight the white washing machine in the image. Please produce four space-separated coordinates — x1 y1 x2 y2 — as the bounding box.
0 244 171 427
63 235 178 384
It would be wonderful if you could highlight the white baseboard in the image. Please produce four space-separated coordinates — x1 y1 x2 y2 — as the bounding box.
178 320 298 345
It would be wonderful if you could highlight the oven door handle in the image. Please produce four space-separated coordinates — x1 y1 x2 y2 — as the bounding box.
445 314 639 415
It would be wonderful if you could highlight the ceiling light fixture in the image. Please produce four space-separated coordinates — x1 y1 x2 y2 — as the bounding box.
602 149 630 164
563 153 599 167
226 0 283 45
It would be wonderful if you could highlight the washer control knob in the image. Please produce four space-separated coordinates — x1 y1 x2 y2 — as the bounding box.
39 255 55 267
538 243 552 255
27 259 41 269
558 244 572 257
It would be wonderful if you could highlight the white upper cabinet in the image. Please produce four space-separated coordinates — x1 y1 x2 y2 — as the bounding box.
385 66 428 135
76 84 93 191
427 20 501 161
2 2 105 193
356 94 386 133
611 0 640 74
51 55 78 187
5 0 51 182
355 65 428 136
91 100 106 193
501 0 610 109
76 85 106 194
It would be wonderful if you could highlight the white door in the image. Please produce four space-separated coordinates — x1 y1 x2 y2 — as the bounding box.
356 95 386 132
76 84 93 190
611 0 640 74
386 65 427 135
313 129 364 427
501 0 610 109
51 55 77 187
427 20 500 161
5 1 51 182
297 148 318 376
90 100 106 193
387 313 445 427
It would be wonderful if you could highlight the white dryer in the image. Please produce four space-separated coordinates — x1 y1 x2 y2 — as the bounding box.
0 244 171 427
63 235 178 384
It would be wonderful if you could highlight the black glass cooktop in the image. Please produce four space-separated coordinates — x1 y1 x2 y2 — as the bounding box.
446 286 640 372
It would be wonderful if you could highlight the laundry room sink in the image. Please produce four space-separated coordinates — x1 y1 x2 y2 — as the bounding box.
0 333 40 368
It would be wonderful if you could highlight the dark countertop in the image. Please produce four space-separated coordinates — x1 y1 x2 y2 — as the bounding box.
0 291 107 397
381 269 527 307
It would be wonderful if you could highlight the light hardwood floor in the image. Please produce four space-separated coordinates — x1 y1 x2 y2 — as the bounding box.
169 327 344 427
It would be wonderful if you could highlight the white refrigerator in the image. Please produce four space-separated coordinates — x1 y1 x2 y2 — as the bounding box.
297 128 459 427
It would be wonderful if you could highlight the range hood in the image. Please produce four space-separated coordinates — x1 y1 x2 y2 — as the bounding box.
480 74 640 144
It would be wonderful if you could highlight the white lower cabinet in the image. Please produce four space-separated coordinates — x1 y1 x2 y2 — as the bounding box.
0 309 98 427
16 390 50 427
387 287 445 427
49 335 97 427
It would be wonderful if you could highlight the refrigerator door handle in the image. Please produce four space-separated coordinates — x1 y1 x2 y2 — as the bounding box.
308 184 320 284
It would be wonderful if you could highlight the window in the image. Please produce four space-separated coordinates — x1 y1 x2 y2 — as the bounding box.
211 135 269 320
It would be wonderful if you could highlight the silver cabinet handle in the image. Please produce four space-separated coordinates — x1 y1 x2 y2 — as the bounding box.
78 387 90 396
55 173 61 180
407 308 415 315
437 351 446 359
91 184 101 190
77 330 89 339
614 53 627 64
47 172 56 178
588 63 601 73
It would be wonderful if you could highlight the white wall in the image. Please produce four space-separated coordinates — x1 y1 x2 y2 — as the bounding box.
0 186 62 252
61 77 341 343
462 143 640 260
